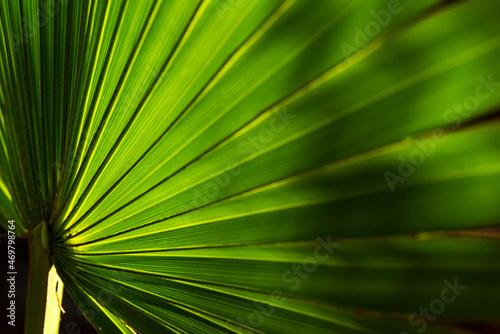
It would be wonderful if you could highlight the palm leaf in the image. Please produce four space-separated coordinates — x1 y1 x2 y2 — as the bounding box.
1 0 500 333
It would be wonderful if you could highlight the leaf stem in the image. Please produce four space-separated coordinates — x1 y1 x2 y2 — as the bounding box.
25 222 63 334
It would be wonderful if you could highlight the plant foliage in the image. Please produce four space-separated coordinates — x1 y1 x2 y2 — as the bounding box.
1 0 500 333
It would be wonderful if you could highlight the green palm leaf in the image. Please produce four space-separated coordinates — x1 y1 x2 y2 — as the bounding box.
1 0 500 333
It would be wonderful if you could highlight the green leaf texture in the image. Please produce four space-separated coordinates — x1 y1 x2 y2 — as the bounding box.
1 0 500 333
